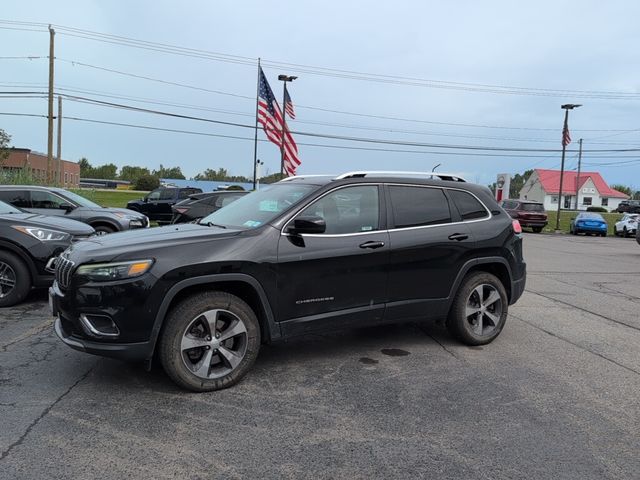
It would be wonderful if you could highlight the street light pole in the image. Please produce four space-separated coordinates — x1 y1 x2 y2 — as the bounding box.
555 104 582 232
277 74 297 176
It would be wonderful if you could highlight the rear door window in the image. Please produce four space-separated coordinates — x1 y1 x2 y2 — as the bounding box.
448 190 489 221
159 189 176 200
389 186 451 228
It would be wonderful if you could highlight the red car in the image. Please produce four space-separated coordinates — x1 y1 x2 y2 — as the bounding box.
501 200 548 233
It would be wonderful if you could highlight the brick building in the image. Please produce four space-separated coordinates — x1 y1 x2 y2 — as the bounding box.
1 148 80 187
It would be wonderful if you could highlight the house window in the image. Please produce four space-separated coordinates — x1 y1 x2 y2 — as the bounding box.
64 172 68 184
601 198 609 206
551 196 558 204
583 197 592 206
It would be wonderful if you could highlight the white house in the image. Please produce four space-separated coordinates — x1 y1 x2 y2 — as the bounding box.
519 169 629 211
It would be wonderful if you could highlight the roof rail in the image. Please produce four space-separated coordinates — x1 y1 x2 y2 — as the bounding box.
278 175 334 183
335 171 467 182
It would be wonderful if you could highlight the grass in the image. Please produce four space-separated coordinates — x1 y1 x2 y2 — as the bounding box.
72 189 147 208
540 210 623 235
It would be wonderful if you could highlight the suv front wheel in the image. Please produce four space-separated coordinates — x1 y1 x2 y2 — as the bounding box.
159 291 261 392
446 272 508 345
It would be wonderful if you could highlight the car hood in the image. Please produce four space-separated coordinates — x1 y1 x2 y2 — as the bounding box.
66 223 243 261
0 213 95 235
83 207 147 218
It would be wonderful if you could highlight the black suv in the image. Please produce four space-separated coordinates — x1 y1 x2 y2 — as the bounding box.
51 172 526 392
127 187 203 223
0 200 94 307
616 200 640 213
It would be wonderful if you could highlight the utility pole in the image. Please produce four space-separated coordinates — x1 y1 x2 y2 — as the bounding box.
57 95 62 185
47 25 55 184
277 75 297 176
555 104 582 232
575 138 583 210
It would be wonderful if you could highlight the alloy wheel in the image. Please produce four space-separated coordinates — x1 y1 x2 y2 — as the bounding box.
0 261 16 298
465 284 503 336
180 308 249 379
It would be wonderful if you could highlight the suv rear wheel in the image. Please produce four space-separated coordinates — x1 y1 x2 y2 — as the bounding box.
159 291 261 392
446 272 508 345
0 251 31 308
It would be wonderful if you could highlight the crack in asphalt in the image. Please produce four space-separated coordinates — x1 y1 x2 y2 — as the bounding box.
414 324 459 359
0 361 98 462
526 289 640 333
0 320 53 353
511 313 640 377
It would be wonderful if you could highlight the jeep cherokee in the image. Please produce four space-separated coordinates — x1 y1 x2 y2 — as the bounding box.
50 172 526 392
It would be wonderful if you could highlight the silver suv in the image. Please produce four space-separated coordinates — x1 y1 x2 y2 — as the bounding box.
0 185 149 234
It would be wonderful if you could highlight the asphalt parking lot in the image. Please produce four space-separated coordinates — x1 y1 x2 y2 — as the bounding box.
1 233 639 479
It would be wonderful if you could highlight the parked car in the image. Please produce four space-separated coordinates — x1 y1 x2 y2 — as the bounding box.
51 171 526 392
570 212 608 236
613 213 638 237
0 199 94 307
500 200 548 233
127 187 203 223
171 191 248 224
616 200 640 213
0 186 149 235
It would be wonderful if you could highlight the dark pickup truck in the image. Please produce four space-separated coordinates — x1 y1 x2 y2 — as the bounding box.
127 187 202 223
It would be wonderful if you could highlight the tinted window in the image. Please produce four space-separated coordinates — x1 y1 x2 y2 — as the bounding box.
160 189 176 200
147 190 161 201
501 200 517 209
389 186 451 228
300 186 379 234
521 203 544 212
0 190 30 208
448 190 488 221
31 190 68 209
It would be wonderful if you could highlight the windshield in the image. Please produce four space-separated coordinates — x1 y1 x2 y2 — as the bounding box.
58 190 102 208
200 183 317 229
521 203 544 212
0 200 22 214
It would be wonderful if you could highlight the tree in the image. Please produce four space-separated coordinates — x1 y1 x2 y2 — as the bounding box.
92 163 118 180
509 170 533 198
134 174 160 191
194 168 250 182
78 157 92 177
120 165 151 182
259 173 286 184
0 128 10 163
153 164 186 180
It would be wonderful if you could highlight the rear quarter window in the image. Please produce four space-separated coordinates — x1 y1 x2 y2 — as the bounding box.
389 186 451 228
448 190 489 221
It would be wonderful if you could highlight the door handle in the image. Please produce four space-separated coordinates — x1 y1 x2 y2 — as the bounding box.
359 241 385 249
448 233 469 241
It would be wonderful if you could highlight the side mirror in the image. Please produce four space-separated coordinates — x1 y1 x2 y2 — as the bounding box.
60 203 75 213
288 215 326 235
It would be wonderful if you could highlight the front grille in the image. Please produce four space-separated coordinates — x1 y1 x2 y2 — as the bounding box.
55 256 75 290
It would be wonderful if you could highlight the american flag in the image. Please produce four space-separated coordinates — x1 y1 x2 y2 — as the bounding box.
284 86 296 119
257 67 301 176
562 124 571 147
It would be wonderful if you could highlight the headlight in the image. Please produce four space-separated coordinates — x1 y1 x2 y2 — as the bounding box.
76 259 154 281
12 225 70 242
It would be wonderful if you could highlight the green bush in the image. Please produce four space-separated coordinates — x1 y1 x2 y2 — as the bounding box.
586 206 608 212
134 174 160 191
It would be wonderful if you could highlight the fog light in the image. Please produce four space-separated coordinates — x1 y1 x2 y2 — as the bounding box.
79 314 120 337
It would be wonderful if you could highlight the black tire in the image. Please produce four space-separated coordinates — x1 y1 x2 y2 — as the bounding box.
0 250 31 308
601 232 607 237
446 272 508 346
532 226 543 233
572 228 578 235
159 291 261 392
93 224 117 235
623 227 628 238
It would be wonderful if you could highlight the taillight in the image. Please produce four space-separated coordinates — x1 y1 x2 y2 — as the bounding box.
512 219 523 234
175 208 188 214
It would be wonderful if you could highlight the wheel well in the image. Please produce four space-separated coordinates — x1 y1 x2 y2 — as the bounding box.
90 221 118 232
467 262 512 301
165 281 272 343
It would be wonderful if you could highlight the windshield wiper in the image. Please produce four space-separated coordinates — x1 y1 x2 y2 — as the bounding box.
203 222 227 229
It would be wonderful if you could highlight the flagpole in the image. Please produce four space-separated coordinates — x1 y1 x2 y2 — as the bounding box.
252 58 261 190
279 82 288 176
555 103 582 232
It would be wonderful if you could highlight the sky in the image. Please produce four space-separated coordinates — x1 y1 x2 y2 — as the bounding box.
1 0 640 188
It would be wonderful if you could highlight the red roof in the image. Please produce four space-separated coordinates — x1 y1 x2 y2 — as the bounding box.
534 169 629 198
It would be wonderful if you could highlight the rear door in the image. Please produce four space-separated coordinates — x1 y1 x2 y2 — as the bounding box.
276 184 389 334
385 184 475 321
